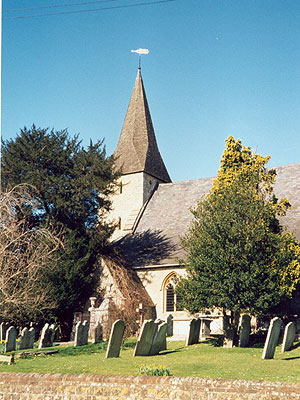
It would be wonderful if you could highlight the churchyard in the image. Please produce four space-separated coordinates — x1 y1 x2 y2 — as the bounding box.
0 318 299 382
0 338 300 382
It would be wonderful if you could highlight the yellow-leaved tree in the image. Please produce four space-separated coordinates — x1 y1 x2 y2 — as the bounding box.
177 136 300 343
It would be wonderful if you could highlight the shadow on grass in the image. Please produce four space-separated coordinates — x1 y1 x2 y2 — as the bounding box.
160 347 185 355
290 341 300 351
282 356 300 361
206 337 223 347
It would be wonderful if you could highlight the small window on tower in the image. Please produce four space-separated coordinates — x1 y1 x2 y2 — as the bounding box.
119 182 123 194
118 217 121 230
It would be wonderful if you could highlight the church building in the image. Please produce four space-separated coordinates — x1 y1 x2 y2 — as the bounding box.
88 66 300 338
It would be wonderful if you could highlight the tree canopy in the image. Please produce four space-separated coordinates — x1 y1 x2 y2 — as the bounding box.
2 126 119 337
177 136 300 335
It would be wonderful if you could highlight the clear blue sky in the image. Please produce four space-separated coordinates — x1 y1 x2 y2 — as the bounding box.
2 0 300 182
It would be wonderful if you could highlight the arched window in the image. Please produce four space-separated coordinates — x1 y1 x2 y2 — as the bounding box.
164 274 184 312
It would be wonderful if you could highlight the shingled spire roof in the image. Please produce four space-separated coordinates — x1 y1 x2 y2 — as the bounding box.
114 68 171 183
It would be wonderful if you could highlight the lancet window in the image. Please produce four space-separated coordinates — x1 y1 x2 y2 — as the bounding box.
164 273 183 312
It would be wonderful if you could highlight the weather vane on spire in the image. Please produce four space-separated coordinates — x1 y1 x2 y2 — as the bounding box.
131 48 149 69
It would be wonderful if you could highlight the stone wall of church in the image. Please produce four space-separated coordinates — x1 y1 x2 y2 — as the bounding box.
136 265 225 339
136 266 189 338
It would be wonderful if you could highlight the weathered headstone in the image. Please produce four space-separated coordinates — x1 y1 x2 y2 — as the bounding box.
106 319 125 358
149 322 168 356
186 318 201 346
90 322 103 344
238 315 251 347
5 326 17 352
282 322 296 352
28 327 35 349
262 317 282 359
167 314 173 337
38 323 56 349
74 320 89 346
0 322 9 342
134 320 158 356
19 327 29 350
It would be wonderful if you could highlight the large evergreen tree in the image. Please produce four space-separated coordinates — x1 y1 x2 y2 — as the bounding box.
177 137 300 341
2 126 119 338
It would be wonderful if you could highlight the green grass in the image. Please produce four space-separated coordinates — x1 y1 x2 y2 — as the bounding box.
1 338 300 382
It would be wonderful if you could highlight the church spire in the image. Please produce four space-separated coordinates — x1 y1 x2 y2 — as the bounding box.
114 68 171 183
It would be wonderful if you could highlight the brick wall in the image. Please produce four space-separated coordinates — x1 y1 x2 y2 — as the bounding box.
0 373 299 399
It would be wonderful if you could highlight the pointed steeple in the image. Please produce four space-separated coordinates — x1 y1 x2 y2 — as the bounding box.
114 68 171 183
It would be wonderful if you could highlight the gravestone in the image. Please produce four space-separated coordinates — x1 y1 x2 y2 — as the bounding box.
149 322 168 356
186 318 201 346
28 327 35 349
106 319 125 358
238 315 251 347
223 316 234 348
282 322 296 352
19 327 29 350
5 326 17 352
134 320 158 356
74 320 89 346
262 317 282 359
200 319 211 339
167 314 173 337
90 322 103 344
0 322 9 342
38 323 56 349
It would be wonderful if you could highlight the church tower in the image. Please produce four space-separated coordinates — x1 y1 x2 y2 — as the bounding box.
110 67 171 240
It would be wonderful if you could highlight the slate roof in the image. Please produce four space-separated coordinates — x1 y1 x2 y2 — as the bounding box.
114 68 171 183
116 163 300 269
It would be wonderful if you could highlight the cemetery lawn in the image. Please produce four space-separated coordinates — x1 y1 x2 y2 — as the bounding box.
1 339 300 382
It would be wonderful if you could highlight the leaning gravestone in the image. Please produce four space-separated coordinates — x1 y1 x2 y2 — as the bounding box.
238 315 251 347
0 322 9 342
106 319 125 358
149 322 168 356
19 327 29 350
282 322 296 352
5 326 17 352
186 318 201 346
38 323 56 349
74 320 89 346
134 320 158 357
262 317 282 359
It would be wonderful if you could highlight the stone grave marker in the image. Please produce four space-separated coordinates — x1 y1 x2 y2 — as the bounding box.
149 322 168 356
186 318 201 346
134 320 158 356
0 322 9 342
38 323 56 349
28 327 35 349
90 322 103 344
238 315 251 347
106 319 125 358
5 326 17 352
262 317 282 359
74 320 89 346
167 314 173 337
223 316 234 348
282 322 296 352
19 327 29 350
